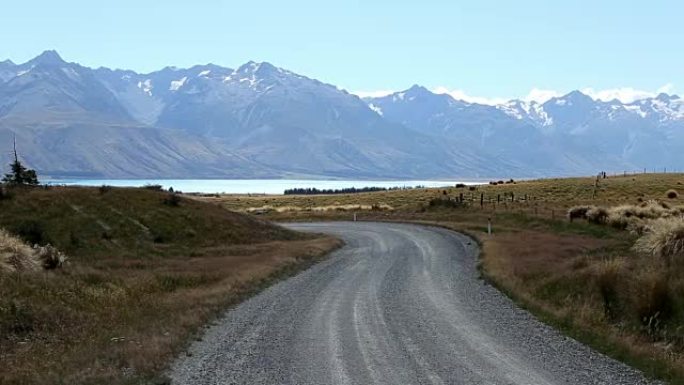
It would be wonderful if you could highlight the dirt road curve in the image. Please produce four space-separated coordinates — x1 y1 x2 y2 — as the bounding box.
170 222 658 385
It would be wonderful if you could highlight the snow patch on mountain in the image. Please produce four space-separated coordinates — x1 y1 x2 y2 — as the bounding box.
61 67 80 81
624 104 647 118
499 100 553 127
137 79 153 96
169 76 188 91
368 103 383 116
17 67 33 77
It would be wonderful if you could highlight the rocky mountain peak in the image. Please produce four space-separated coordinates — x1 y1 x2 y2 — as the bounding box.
28 50 65 67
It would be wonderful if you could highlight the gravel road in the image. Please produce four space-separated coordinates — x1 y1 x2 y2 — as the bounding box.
170 222 659 385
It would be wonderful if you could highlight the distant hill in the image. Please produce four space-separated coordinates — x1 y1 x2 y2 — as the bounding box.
1 51 682 179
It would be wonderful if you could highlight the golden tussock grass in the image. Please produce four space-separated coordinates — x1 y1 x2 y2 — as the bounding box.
0 228 39 273
634 218 684 263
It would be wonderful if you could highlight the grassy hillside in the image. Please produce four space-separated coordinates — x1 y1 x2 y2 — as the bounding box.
0 186 339 385
208 173 684 384
211 173 684 215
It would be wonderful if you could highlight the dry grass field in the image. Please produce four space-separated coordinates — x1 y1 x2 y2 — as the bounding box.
0 186 340 385
205 173 684 384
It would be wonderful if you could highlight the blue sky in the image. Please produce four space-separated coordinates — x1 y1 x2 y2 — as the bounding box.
1 0 682 104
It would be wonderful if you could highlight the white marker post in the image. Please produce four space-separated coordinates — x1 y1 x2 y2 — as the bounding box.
487 217 492 235
353 212 357 222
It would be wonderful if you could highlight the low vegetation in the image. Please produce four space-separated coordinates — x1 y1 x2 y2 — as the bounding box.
635 218 684 263
0 186 339 385
0 229 67 273
205 173 684 384
0 229 40 273
245 203 393 214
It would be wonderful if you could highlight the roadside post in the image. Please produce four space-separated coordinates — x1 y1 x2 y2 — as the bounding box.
487 217 492 235
353 212 357 222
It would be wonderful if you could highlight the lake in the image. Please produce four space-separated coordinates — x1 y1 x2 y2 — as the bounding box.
46 179 482 195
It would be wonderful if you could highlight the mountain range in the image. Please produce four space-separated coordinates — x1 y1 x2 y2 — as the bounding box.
1 50 682 179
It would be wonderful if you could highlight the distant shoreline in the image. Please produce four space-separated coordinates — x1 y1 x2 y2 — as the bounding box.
44 178 485 195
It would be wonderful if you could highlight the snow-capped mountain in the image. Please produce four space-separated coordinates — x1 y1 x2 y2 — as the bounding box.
0 53 274 178
499 91 684 127
0 50 133 123
155 61 475 178
0 51 467 178
368 87 684 175
1 50 682 179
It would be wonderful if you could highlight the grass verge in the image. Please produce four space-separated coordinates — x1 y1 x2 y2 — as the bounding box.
0 186 341 385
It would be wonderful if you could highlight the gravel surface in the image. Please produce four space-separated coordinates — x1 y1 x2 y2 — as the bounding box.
170 222 660 385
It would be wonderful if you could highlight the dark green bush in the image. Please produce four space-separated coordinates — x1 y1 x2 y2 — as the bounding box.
428 198 464 209
10 220 49 245
163 193 182 207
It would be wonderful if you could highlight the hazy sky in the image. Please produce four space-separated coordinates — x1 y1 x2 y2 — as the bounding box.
2 1 682 103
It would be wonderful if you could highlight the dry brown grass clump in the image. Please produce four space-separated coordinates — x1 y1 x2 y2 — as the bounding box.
594 258 626 319
0 229 40 273
666 189 679 199
633 267 673 330
586 206 609 224
606 205 643 231
636 200 672 218
634 218 684 263
0 230 67 273
594 200 682 232
33 244 67 270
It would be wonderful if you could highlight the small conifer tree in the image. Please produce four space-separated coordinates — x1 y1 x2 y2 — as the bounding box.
2 136 39 185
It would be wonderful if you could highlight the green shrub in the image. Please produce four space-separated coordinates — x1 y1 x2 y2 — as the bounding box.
10 220 49 246
428 198 464 209
98 185 112 195
163 193 182 207
567 205 594 221
0 185 12 200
